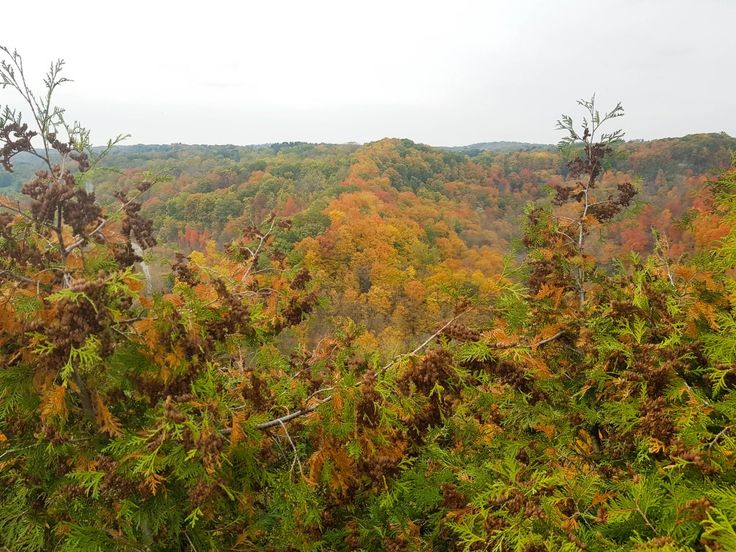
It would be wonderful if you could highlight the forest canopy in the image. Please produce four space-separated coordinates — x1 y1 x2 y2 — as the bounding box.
2 48 736 552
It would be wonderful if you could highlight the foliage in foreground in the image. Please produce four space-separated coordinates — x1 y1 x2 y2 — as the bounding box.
2 49 736 551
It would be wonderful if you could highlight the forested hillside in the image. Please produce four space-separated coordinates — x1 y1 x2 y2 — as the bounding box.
3 49 736 552
6 131 730 350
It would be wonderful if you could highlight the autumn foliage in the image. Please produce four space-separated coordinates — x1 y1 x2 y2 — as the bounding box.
2 49 736 552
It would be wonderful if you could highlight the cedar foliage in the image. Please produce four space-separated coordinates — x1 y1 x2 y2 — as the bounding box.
2 49 736 552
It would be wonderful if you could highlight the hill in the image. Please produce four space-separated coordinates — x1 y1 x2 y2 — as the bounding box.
53 132 729 349
442 141 554 154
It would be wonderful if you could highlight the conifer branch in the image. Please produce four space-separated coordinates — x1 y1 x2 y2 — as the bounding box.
247 310 471 431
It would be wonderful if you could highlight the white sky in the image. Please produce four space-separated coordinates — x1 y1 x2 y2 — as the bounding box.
2 0 734 146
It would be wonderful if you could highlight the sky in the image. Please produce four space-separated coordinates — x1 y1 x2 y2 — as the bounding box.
2 0 735 146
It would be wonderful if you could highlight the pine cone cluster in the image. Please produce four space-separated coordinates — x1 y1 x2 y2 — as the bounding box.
22 167 101 235
683 497 711 522
96 456 137 498
36 275 110 366
363 454 400 481
207 278 252 345
172 253 198 285
398 348 453 395
197 431 225 470
567 143 610 182
241 371 268 410
163 395 186 423
638 397 675 444
0 121 36 172
671 443 718 475
115 190 156 249
483 513 507 535
112 242 142 267
281 291 317 328
355 370 381 428
188 480 218 508
290 267 311 290
441 322 480 343
440 483 467 510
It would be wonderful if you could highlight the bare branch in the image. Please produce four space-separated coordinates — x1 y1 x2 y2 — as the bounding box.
0 269 43 287
532 330 566 347
278 420 304 477
375 308 471 377
241 216 277 282
254 396 333 430
488 330 566 350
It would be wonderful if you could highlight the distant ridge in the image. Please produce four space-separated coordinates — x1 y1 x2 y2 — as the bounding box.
442 141 554 154
2 133 733 191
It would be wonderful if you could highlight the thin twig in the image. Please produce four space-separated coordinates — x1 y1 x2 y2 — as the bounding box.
554 229 577 245
707 424 735 451
489 330 566 350
279 420 304 477
254 396 334 430
0 442 38 460
375 309 470 377
241 217 277 282
304 386 335 403
533 330 566 348
0 269 43 287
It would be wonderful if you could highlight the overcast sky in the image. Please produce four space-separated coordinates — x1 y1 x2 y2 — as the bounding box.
2 0 734 146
